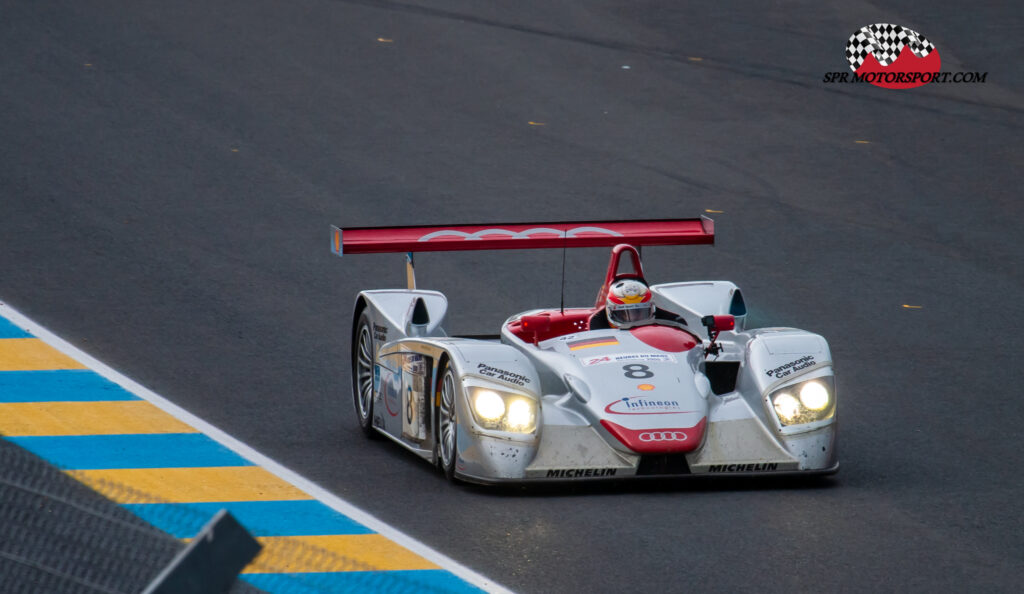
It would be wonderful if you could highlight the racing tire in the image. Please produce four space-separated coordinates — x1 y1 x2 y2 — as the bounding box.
352 311 377 438
437 364 460 482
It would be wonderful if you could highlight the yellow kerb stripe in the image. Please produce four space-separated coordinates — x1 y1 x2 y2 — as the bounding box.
243 534 439 574
0 401 197 436
0 338 87 370
68 467 312 503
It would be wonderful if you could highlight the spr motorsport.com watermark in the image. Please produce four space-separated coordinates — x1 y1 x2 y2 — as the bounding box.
823 23 988 89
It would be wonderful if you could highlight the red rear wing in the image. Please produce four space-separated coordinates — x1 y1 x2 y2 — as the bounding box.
330 218 714 255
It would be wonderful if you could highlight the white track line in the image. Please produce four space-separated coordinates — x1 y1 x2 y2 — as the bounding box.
0 300 512 594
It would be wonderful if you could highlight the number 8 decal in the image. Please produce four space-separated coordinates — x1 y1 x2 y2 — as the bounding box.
623 364 654 379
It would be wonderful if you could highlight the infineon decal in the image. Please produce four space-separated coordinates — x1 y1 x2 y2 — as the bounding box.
581 353 676 366
604 396 694 415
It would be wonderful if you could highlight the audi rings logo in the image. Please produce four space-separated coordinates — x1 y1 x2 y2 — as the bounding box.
638 431 687 442
418 226 623 242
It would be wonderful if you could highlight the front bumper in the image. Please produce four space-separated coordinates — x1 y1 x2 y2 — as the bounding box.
453 421 838 484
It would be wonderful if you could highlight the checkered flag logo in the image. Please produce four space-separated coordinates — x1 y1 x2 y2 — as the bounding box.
846 24 936 72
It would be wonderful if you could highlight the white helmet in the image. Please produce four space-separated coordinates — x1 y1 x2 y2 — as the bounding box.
605 279 655 328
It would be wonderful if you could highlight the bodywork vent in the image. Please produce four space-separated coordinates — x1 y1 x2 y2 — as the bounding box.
636 455 691 476
704 361 740 395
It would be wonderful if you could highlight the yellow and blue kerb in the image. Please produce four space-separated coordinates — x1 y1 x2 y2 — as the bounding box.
0 315 480 592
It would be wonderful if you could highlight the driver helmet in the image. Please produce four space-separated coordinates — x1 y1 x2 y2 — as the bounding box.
605 279 655 327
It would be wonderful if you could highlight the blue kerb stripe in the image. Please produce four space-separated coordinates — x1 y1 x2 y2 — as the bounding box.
0 317 32 338
122 500 374 538
242 570 483 594
0 370 140 402
8 434 252 469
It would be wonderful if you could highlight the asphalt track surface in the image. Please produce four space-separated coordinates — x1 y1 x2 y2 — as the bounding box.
2 1 1022 592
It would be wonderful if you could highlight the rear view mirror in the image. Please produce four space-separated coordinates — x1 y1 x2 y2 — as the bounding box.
700 315 735 358
521 314 552 332
701 315 735 332
520 314 552 345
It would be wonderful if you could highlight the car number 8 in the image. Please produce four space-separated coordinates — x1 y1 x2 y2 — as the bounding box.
623 364 654 379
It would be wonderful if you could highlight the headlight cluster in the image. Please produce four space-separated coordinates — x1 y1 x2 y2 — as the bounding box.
469 387 538 433
769 377 835 427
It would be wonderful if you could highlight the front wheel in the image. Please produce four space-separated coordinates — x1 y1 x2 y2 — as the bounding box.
437 365 459 482
352 311 377 438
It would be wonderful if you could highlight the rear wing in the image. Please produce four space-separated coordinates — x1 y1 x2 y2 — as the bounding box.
330 218 714 255
330 217 714 290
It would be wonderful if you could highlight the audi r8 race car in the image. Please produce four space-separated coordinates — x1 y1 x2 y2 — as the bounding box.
330 218 837 483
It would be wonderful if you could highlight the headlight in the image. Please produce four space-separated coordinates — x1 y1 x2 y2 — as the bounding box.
469 387 538 433
768 377 835 427
473 390 505 421
506 399 534 431
799 381 829 411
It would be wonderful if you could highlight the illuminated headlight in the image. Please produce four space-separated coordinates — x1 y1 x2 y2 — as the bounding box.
473 390 505 421
799 381 829 411
768 377 835 427
469 387 538 433
506 399 534 431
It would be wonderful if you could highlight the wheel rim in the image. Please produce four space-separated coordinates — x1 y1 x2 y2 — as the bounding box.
439 371 456 468
356 325 373 421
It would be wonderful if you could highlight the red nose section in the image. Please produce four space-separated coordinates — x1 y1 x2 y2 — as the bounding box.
600 418 707 454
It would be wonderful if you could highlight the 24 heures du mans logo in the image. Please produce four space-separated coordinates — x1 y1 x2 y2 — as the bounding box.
823 24 987 89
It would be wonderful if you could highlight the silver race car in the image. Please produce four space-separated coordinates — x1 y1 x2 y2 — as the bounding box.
331 218 837 483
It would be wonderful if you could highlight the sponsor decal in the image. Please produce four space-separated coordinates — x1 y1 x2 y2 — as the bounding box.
622 364 653 379
382 369 401 417
477 363 530 387
418 226 623 242
546 468 618 478
580 352 676 366
707 463 779 473
604 396 692 415
765 356 816 379
401 355 428 440
372 324 388 343
822 24 988 89
567 336 620 351
638 431 687 442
